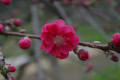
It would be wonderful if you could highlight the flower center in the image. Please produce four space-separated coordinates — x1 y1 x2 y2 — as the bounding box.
54 36 64 46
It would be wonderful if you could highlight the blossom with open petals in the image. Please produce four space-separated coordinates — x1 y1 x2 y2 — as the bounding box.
40 19 79 59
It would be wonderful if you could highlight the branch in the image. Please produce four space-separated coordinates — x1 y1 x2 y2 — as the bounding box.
0 31 110 52
1 30 119 63
39 0 64 19
79 42 109 51
0 31 40 40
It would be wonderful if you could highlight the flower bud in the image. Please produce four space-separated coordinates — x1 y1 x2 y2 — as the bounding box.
77 49 90 61
19 37 31 49
111 54 119 62
112 33 120 48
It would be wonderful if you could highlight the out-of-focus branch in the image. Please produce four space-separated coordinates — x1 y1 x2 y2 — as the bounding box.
79 6 109 40
39 0 72 24
31 4 47 80
53 1 72 25
16 57 33 80
39 0 64 19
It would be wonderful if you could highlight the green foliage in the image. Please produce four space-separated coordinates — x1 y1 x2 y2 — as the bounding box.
76 23 107 43
91 64 120 80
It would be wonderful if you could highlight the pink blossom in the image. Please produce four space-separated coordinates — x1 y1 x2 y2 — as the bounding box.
40 19 79 59
112 33 120 48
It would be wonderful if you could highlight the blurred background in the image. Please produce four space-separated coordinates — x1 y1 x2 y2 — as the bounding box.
0 0 120 80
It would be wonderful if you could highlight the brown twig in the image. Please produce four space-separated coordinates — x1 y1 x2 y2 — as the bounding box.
79 42 109 51
0 31 40 40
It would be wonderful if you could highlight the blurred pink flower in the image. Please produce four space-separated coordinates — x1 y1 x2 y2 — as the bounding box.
8 66 16 72
86 64 93 72
40 19 79 59
112 33 120 48
1 0 12 5
0 24 4 32
14 18 22 27
11 77 16 80
64 0 72 5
